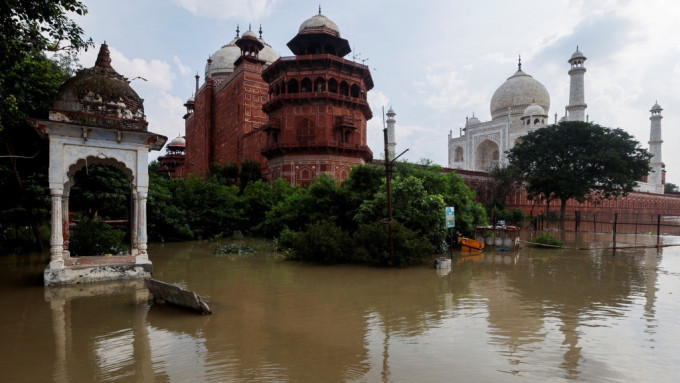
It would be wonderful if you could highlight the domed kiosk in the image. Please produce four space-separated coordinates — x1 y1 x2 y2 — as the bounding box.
28 43 167 286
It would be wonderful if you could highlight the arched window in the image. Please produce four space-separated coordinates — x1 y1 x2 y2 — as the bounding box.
350 84 360 98
296 118 315 144
339 81 349 96
288 78 299 93
534 118 540 125
314 77 325 92
328 78 338 93
454 147 464 162
301 77 312 92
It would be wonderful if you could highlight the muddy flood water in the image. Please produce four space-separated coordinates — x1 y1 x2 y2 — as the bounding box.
1 232 680 382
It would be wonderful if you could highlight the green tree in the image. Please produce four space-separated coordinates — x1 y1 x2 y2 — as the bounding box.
1 0 92 132
665 182 679 194
355 175 447 251
507 121 652 219
0 52 77 250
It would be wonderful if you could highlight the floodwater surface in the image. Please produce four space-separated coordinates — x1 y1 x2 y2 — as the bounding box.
1 232 679 382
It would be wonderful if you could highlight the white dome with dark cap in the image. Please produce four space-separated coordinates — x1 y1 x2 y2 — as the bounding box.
490 63 550 120
298 12 340 34
205 30 279 78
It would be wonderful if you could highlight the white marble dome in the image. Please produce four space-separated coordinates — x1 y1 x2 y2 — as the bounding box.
167 136 186 149
298 13 340 34
490 69 550 120
205 37 279 78
523 103 546 117
466 115 481 126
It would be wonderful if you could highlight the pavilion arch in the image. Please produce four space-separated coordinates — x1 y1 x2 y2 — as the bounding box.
339 81 349 96
328 78 338 93
301 77 312 92
314 77 325 92
288 78 299 93
475 139 500 171
350 84 360 98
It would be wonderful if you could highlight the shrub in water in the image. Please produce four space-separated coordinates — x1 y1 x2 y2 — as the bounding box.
530 233 564 248
288 220 352 264
69 215 127 256
353 221 434 267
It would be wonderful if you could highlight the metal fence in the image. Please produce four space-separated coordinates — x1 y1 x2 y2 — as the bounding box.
526 211 680 237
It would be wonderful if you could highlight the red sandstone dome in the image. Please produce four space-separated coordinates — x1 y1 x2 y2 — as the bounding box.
50 43 148 131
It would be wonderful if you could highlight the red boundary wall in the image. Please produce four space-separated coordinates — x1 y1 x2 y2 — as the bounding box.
453 169 680 216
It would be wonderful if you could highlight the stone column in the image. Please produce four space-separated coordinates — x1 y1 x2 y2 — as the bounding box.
131 189 138 255
50 188 64 269
136 189 148 262
61 187 70 258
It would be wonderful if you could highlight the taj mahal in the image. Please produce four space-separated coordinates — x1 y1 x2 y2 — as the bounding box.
447 48 665 194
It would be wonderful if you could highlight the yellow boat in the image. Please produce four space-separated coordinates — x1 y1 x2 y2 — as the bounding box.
458 237 485 253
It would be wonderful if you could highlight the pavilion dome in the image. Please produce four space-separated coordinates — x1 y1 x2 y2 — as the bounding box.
523 102 546 117
490 67 550 120
167 136 185 149
466 115 481 126
298 12 340 35
205 35 279 78
51 43 147 131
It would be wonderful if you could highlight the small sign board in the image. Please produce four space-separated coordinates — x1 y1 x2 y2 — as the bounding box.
445 206 455 229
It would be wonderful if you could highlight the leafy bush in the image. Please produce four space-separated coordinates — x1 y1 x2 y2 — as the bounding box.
287 220 353 264
353 221 433 267
69 215 127 256
530 233 564 248
215 243 255 255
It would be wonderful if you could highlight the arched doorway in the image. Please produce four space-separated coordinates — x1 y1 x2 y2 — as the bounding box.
475 139 500 171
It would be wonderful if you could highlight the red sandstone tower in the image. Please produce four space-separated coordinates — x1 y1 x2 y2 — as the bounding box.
184 26 277 176
260 10 374 185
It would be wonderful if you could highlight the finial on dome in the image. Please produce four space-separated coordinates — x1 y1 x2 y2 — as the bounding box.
236 25 240 38
259 24 263 38
319 5 322 15
249 23 251 31
95 43 113 70
518 55 522 71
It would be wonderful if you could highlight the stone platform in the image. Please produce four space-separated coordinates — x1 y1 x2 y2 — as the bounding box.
44 255 152 286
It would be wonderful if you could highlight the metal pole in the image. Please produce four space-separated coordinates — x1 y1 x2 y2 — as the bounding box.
613 213 617 255
657 214 661 248
383 108 394 266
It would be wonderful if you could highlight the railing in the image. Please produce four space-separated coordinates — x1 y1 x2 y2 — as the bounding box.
525 212 680 236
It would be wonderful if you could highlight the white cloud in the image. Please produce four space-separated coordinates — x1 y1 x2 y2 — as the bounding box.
174 0 277 20
173 55 193 76
78 46 175 92
146 92 186 161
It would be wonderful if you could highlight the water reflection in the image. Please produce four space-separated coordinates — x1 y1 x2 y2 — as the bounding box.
0 233 678 382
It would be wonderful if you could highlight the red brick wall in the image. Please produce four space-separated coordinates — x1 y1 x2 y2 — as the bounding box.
184 61 270 177
454 169 680 216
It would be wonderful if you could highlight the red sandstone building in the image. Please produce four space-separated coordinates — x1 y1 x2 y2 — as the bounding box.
170 11 373 185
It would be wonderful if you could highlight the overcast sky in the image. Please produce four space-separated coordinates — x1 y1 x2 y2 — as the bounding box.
74 0 679 185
